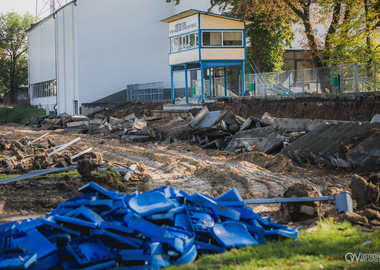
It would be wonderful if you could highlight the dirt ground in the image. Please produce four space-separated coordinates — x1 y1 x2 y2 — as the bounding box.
0 123 357 225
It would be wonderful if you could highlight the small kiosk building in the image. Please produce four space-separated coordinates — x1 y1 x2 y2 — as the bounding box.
161 10 253 103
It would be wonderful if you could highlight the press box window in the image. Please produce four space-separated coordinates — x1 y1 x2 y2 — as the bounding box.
223 31 243 46
202 31 243 47
202 31 222 46
171 37 179 53
170 32 198 53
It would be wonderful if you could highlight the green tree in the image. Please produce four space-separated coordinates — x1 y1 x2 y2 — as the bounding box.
282 0 380 67
323 0 380 66
0 12 36 103
210 0 295 72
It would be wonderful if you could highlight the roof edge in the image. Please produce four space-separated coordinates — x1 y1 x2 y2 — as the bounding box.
161 9 254 25
27 0 75 32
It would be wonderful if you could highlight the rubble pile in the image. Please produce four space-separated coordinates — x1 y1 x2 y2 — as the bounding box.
0 182 297 269
25 107 380 170
345 174 380 228
27 113 157 142
0 135 93 175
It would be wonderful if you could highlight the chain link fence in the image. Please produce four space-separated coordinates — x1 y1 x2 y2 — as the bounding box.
247 62 379 96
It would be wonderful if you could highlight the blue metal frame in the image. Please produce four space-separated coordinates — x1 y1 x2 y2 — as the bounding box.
168 13 249 105
170 66 174 104
185 64 188 104
198 14 201 61
242 62 245 96
209 68 212 97
200 61 205 103
224 67 227 96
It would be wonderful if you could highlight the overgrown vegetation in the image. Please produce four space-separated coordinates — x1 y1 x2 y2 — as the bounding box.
0 104 45 123
170 219 380 269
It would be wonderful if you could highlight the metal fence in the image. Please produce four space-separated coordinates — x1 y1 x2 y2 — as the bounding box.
247 62 379 96
126 82 165 102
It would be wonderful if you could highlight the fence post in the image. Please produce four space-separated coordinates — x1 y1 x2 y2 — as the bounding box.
340 64 343 93
316 68 319 94
255 74 258 96
354 63 359 95
302 69 304 93
288 71 291 93
331 66 334 95
375 62 377 93
264 73 267 96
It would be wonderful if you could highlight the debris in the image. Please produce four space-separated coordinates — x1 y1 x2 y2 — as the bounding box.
77 154 99 177
350 175 380 209
48 137 81 156
123 164 137 181
0 200 4 214
371 114 380 123
0 182 297 268
342 212 369 225
224 127 285 154
189 107 225 129
70 147 93 161
284 122 380 168
0 167 76 185
357 208 380 221
261 112 358 132
280 184 323 222
23 132 49 150
32 150 51 170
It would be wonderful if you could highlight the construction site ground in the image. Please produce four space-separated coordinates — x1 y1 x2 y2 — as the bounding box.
1 95 379 227
0 123 354 226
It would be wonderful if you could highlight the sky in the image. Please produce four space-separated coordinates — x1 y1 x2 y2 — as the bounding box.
0 0 37 15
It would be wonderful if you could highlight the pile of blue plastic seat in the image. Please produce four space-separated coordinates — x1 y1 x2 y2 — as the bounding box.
0 182 298 269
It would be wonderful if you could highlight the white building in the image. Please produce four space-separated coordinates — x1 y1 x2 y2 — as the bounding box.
28 0 213 114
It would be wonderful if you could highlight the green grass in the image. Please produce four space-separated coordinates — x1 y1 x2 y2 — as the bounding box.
0 170 80 180
0 104 46 123
34 170 80 179
170 219 380 270
0 173 20 180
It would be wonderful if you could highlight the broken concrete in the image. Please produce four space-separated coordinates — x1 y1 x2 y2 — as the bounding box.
224 127 285 154
371 114 380 123
262 112 359 132
189 107 225 129
284 122 380 168
350 175 380 209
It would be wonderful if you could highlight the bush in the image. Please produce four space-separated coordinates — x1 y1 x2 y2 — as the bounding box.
0 105 46 123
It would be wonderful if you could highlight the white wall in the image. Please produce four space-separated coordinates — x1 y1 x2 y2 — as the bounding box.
28 17 57 111
55 4 79 115
75 0 175 105
28 18 56 84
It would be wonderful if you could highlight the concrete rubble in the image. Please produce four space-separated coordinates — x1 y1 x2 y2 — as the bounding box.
24 109 380 169
284 122 380 168
0 182 298 269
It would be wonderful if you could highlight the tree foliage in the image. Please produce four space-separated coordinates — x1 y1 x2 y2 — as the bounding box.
322 0 380 66
282 0 380 67
210 0 295 72
0 12 36 103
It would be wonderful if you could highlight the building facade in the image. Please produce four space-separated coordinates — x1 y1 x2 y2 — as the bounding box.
28 0 213 114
